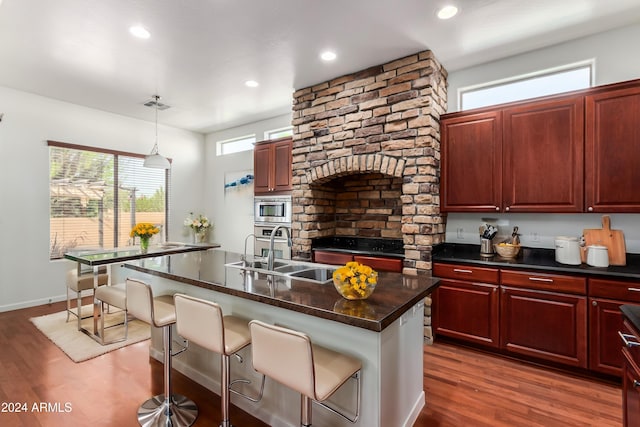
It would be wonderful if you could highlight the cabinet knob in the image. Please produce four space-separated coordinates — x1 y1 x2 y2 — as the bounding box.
588 206 593 212
634 380 640 388
505 206 510 212
495 207 500 211
592 300 597 306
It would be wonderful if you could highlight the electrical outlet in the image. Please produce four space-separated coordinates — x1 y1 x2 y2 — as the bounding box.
531 232 540 242
456 228 464 239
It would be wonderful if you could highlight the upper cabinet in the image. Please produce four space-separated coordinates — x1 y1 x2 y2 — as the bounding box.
441 79 640 213
585 83 640 212
441 95 583 213
254 137 293 195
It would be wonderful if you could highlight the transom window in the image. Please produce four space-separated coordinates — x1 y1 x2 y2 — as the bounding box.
216 134 256 156
264 126 293 140
49 141 169 259
459 61 594 110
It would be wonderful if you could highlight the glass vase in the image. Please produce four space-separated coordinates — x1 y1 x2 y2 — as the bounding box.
193 229 207 244
140 236 150 253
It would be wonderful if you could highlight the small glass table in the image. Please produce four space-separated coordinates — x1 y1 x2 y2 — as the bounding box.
64 243 220 344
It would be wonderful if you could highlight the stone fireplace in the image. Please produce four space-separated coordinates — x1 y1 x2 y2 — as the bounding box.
290 50 448 277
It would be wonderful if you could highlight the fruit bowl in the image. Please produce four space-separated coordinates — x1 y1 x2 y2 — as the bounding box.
494 243 521 258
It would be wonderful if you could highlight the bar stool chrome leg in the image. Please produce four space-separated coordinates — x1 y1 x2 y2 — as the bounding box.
137 325 197 427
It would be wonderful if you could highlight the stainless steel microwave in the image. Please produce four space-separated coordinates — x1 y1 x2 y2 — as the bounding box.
254 195 292 224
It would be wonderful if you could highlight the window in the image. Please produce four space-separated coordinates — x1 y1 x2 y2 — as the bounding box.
459 61 594 110
264 126 293 140
216 134 256 156
49 141 169 259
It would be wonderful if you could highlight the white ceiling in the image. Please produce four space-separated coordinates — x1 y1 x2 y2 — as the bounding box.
1 0 640 134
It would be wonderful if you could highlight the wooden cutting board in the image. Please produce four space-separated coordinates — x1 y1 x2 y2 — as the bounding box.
582 215 626 266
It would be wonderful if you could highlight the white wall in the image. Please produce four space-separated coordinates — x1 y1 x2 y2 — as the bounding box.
0 86 205 311
203 113 291 254
442 22 640 253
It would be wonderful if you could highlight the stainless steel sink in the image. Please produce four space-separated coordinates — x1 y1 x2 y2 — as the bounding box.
287 268 336 284
273 264 311 274
225 260 289 270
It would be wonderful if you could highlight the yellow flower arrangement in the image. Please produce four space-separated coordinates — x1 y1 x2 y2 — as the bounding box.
332 261 378 300
130 222 160 239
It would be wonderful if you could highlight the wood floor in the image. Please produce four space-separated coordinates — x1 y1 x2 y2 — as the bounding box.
0 301 622 427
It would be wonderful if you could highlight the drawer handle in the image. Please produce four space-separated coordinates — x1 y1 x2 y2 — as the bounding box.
635 380 640 388
528 277 554 283
628 288 640 293
453 269 473 274
619 331 640 348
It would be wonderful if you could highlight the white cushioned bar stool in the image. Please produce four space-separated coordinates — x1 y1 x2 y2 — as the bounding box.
66 266 109 323
94 282 128 345
126 278 198 427
174 294 261 427
249 320 362 427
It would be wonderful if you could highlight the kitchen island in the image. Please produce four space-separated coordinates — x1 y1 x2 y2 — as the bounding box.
114 249 439 427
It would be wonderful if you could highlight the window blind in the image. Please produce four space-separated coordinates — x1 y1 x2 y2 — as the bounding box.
49 141 169 259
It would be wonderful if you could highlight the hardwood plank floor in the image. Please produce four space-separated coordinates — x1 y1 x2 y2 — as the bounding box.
0 301 623 426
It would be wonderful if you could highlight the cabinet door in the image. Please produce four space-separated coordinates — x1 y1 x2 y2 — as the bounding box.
589 298 625 376
254 143 273 194
433 279 500 348
585 84 640 212
502 96 584 212
353 255 403 273
440 111 502 212
623 348 640 427
500 286 587 368
272 138 293 192
313 250 353 265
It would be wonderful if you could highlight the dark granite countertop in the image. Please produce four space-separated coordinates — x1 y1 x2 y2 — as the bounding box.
621 305 640 333
123 249 438 332
312 236 404 258
433 243 640 280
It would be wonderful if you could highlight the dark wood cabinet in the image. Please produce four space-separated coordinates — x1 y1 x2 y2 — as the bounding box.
254 137 293 194
432 264 500 348
441 111 502 212
502 96 584 212
585 83 640 212
589 278 640 376
313 250 403 273
621 319 640 427
441 78 640 213
500 285 587 368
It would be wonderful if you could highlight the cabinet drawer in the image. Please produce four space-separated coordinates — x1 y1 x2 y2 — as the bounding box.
353 255 403 273
433 263 499 284
313 250 353 265
501 270 586 294
589 278 640 303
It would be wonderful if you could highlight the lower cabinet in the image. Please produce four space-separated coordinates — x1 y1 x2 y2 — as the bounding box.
434 279 499 348
621 319 640 427
434 263 589 371
500 285 587 368
313 250 403 273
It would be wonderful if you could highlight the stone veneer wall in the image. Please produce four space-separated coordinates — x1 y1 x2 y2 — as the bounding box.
290 50 447 274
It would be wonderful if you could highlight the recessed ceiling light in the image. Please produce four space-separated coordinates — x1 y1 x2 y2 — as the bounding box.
129 25 150 39
437 5 458 20
245 80 259 88
320 51 337 61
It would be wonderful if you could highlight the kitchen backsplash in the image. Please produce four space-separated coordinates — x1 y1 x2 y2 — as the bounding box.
445 213 640 254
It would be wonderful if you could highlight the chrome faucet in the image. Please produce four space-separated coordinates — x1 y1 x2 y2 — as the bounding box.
267 225 291 270
242 233 255 267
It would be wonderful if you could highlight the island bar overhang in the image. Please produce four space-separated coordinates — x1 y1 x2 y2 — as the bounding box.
114 249 439 427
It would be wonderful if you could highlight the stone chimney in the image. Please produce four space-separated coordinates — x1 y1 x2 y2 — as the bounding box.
290 50 447 275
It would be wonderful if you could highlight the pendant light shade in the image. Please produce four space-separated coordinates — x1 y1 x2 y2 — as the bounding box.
144 95 171 169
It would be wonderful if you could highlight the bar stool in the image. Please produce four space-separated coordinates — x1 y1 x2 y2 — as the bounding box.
94 282 128 345
125 278 198 427
249 320 362 426
174 294 261 427
66 266 109 322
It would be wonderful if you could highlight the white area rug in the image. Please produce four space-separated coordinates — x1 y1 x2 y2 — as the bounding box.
30 306 150 363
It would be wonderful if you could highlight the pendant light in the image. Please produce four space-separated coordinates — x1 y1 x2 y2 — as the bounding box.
143 95 171 169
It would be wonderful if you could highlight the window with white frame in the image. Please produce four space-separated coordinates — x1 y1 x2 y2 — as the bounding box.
216 134 256 156
264 126 293 140
49 141 169 259
459 61 594 111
